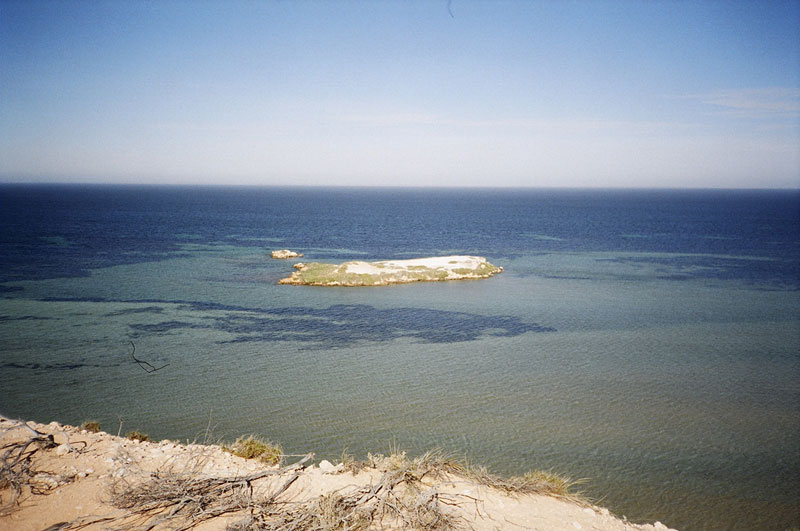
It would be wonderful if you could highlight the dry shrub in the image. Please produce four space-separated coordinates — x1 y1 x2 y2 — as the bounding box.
110 447 313 531
338 448 366 474
246 449 585 530
245 450 462 531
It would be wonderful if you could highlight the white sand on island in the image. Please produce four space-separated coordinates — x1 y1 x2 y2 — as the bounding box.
0 417 677 531
345 256 487 275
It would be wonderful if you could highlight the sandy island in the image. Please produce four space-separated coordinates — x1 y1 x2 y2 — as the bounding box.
0 417 677 530
279 255 503 286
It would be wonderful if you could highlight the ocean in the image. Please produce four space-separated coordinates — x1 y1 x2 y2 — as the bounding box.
1 184 798 530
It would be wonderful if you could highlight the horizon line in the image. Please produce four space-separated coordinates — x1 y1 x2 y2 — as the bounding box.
0 179 798 192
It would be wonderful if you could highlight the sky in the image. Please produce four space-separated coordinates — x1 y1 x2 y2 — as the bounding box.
1 0 799 188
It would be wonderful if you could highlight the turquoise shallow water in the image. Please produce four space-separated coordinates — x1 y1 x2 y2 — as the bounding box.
1 186 799 530
3 248 799 530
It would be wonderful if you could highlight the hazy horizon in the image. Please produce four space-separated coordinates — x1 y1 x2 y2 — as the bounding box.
2 0 799 189
1 178 799 191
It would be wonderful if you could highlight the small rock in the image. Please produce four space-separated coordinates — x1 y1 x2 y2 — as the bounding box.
654 523 668 530
319 460 335 472
272 249 303 259
55 444 70 456
572 522 582 529
85 468 94 475
33 473 60 489
77 472 86 478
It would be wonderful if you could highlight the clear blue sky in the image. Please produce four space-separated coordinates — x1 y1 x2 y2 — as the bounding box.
1 0 798 188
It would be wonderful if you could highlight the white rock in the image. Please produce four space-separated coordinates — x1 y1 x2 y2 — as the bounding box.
319 460 335 472
55 444 70 456
272 249 303 259
34 473 59 489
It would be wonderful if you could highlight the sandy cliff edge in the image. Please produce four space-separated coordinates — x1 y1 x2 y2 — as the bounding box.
0 417 676 531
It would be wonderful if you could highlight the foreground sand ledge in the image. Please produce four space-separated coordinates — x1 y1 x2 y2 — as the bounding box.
0 417 676 530
279 255 504 286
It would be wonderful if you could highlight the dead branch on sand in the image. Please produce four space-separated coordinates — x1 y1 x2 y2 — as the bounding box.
237 451 464 531
108 452 314 530
107 448 465 530
0 416 59 515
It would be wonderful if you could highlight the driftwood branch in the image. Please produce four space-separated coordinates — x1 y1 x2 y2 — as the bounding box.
0 415 60 515
129 341 169 373
109 452 316 530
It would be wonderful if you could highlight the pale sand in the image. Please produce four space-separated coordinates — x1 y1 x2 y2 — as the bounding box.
0 417 676 530
345 256 487 275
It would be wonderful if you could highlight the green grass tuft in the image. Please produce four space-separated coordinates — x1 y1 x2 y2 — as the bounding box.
513 470 584 498
126 431 151 442
81 420 101 433
223 435 283 465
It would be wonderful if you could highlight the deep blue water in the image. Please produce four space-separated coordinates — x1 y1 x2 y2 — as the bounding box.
2 185 798 284
1 184 799 530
